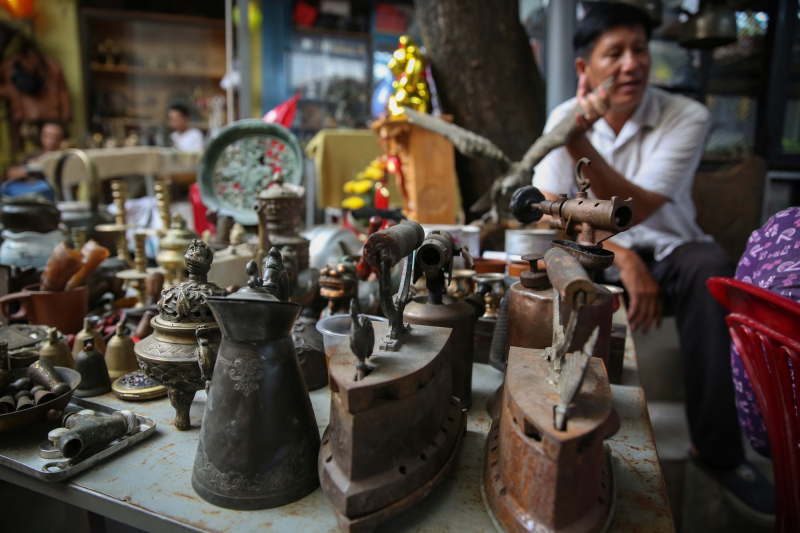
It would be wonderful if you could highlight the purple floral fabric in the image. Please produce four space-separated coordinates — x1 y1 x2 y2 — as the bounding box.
733 206 800 457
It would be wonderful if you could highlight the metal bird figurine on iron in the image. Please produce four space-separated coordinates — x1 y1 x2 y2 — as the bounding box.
402 75 614 223
349 299 375 381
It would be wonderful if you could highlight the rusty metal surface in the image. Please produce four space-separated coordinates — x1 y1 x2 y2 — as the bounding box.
0 303 671 532
485 348 613 532
404 297 476 409
544 247 597 308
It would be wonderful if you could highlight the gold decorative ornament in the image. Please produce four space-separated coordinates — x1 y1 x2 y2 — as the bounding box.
387 35 431 117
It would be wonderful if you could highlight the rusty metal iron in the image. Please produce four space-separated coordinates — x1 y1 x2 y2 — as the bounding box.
483 344 614 533
362 221 425 351
319 321 466 532
404 229 477 408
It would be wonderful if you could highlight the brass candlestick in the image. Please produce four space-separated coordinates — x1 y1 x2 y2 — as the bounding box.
116 232 148 308
154 181 172 235
96 180 134 266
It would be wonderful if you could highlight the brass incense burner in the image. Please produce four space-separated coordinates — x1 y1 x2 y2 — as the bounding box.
135 240 228 430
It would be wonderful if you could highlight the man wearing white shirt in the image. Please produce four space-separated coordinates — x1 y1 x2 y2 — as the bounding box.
534 4 773 514
168 104 204 152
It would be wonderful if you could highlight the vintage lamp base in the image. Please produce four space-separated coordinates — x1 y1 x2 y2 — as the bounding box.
481 437 617 533
319 403 467 533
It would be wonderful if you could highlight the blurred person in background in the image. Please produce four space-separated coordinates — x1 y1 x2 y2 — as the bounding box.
168 103 204 152
1 120 66 200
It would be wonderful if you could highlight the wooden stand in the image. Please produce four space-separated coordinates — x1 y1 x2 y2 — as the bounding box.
372 115 457 224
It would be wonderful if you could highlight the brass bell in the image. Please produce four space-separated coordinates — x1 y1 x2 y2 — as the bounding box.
39 327 73 369
679 1 737 49
74 337 111 398
72 318 106 359
105 323 137 380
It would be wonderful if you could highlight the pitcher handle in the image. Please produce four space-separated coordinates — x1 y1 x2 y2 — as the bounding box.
0 292 32 321
195 325 216 384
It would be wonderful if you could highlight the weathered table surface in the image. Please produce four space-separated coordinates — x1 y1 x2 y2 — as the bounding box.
0 309 674 533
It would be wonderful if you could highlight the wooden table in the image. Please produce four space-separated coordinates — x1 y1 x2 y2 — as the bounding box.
0 308 674 532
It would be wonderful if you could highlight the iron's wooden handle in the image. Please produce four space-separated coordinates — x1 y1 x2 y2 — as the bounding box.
544 248 597 308
363 220 424 268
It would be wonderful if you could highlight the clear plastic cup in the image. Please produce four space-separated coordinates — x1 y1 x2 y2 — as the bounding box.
315 314 388 374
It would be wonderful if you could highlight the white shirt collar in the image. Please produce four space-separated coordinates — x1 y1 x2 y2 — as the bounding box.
592 87 660 149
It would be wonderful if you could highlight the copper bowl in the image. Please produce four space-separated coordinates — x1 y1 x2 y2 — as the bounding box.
508 261 528 277
473 258 506 274
0 367 81 433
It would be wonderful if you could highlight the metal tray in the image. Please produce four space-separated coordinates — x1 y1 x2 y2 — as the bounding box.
0 397 156 482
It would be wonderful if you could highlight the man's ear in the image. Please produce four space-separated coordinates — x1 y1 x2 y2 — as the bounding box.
575 56 588 77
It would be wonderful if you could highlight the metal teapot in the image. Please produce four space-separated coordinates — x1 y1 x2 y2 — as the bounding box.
191 248 320 509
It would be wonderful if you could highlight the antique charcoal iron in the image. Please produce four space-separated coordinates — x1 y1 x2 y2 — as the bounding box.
319 221 467 532
483 327 615 533
487 159 633 417
134 240 228 430
403 229 483 409
192 247 320 510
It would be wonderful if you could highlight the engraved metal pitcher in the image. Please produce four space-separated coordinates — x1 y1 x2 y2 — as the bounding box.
191 292 321 510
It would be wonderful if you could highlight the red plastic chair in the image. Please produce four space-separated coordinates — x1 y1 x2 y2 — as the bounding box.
707 277 800 532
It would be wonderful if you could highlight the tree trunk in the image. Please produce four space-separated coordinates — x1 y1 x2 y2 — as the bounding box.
415 0 547 219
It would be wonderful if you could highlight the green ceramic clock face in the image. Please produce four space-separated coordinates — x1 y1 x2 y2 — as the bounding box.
198 120 304 225
213 136 301 213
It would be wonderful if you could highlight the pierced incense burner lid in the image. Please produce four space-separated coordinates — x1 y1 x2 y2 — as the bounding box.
136 240 228 366
157 239 228 324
